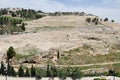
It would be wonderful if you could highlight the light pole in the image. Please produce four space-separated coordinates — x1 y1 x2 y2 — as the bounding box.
4 65 7 80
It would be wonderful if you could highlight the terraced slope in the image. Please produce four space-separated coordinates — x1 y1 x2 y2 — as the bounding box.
0 15 120 64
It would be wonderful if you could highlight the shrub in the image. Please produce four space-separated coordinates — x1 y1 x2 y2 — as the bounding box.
86 18 91 23
104 18 108 22
111 20 114 22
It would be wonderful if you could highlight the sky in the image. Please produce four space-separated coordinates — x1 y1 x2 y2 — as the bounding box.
0 0 120 22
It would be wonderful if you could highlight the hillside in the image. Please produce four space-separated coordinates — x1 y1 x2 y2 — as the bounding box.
0 11 120 78
25 15 97 28
0 15 120 58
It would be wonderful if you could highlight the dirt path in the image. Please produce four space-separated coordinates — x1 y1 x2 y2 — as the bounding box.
13 61 120 68
55 61 120 67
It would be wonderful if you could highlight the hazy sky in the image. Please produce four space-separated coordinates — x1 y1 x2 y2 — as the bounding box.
0 0 120 22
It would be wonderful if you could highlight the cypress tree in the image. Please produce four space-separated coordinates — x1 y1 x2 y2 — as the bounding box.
0 61 5 75
11 66 16 77
33 67 36 77
31 65 36 77
59 70 66 80
21 23 25 31
57 51 60 59
51 66 57 77
7 63 12 76
47 64 50 77
25 67 30 77
18 65 24 77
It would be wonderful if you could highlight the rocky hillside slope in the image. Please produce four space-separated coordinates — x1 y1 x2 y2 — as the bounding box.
0 15 120 63
25 15 97 28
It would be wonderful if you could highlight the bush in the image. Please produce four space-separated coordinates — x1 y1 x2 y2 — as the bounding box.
111 20 114 22
86 18 91 22
104 18 108 22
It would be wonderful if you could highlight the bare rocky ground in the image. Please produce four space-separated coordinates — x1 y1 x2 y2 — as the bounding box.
0 15 120 62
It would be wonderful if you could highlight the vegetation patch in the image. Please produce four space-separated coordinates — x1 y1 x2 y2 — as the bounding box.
64 47 81 53
15 47 38 60
82 44 93 50
59 50 120 65
111 44 120 50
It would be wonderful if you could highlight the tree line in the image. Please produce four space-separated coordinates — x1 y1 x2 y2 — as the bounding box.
0 8 44 20
0 16 23 25
0 16 25 34
86 17 115 25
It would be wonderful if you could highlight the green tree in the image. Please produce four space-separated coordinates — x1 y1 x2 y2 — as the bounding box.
51 65 57 78
111 20 114 22
108 70 116 76
7 46 16 61
0 61 5 75
95 21 98 25
7 63 12 76
104 18 108 22
11 66 16 77
59 70 66 80
18 65 24 77
66 67 72 77
86 18 91 23
21 23 25 31
6 63 16 77
92 18 98 23
25 67 30 77
47 64 50 77
71 68 82 80
31 65 36 77
11 12 17 17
